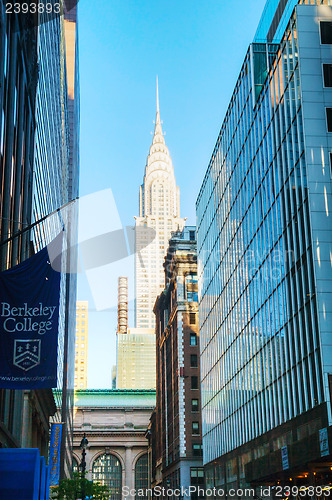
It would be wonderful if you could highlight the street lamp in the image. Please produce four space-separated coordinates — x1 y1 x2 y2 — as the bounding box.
80 433 89 500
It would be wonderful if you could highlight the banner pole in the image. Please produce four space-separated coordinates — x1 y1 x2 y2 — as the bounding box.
0 197 78 249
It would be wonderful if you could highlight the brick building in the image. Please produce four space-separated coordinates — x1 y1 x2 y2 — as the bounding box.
153 227 204 494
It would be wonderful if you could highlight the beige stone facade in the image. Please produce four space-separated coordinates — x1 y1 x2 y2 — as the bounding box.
116 328 156 390
73 390 155 498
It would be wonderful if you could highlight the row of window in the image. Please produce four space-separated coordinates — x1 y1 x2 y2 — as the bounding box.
196 13 320 463
73 453 148 500
320 22 332 142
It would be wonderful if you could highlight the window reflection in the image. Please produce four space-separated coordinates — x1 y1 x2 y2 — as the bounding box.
92 453 122 500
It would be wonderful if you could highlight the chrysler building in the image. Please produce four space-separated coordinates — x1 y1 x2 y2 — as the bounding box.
135 80 185 329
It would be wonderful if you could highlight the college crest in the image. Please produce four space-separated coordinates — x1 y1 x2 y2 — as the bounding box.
13 340 41 372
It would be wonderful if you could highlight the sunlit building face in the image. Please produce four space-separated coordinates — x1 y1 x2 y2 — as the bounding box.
135 82 185 330
196 0 332 489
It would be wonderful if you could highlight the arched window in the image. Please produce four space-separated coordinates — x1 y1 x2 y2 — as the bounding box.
72 456 79 474
92 453 122 500
135 454 148 499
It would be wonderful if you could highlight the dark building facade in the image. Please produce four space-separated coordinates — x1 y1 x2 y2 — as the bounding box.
154 227 204 495
0 0 79 479
196 0 332 494
0 1 48 452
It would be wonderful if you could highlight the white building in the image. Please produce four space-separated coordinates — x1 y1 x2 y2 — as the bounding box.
135 80 185 329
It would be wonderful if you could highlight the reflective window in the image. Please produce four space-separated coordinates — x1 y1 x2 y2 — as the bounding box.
191 376 198 390
320 21 332 44
191 354 198 367
186 275 198 302
192 422 200 435
135 454 148 499
72 457 79 474
326 108 332 132
92 453 122 500
323 64 332 87
192 398 199 412
192 444 203 457
191 467 204 486
196 17 324 467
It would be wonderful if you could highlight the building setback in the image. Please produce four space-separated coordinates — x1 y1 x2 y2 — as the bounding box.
153 227 204 494
196 0 332 492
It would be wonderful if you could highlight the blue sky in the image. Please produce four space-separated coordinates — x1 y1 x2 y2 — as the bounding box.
77 0 267 388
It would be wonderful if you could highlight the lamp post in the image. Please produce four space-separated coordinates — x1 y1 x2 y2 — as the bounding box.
80 433 89 500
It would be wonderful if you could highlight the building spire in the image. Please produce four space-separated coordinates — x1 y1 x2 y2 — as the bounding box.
156 75 159 115
155 75 161 127
153 76 163 143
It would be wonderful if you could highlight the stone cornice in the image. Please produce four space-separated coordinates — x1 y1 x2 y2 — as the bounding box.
73 389 156 395
73 431 147 438
75 406 155 410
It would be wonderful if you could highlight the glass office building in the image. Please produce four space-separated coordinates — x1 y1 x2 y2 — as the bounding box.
197 0 332 489
0 0 79 476
32 1 80 479
0 3 39 450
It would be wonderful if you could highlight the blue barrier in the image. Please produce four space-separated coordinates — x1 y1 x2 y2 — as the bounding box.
0 448 49 500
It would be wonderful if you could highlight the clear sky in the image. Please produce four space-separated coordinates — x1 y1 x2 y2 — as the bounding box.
77 0 267 388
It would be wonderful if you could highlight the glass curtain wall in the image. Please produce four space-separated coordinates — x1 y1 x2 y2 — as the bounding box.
196 10 322 465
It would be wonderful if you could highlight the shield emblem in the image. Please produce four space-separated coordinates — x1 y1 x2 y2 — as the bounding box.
13 340 41 372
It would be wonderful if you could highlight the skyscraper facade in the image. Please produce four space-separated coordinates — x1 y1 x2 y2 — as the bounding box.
0 1 79 479
116 329 156 390
33 3 80 479
0 4 39 452
135 81 185 330
197 0 332 490
61 5 80 478
75 301 88 389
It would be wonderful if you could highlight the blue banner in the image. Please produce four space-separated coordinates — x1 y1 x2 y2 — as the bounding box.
49 423 63 487
0 234 62 389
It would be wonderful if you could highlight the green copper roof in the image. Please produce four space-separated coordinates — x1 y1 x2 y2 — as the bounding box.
74 389 156 408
